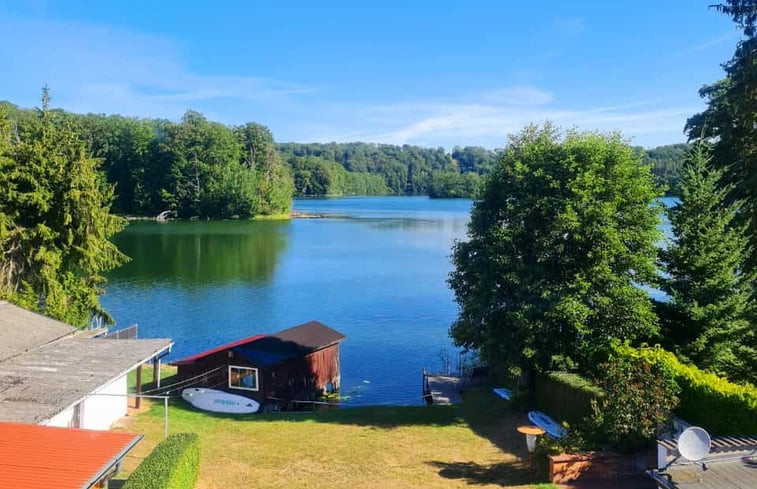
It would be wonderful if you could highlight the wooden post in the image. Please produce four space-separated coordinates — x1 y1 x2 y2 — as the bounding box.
135 365 142 409
153 357 161 389
164 396 168 438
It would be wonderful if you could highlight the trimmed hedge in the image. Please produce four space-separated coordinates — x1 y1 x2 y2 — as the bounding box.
535 371 604 423
123 433 200 489
613 343 757 435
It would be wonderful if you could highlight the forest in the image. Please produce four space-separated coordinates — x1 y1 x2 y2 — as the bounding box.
0 99 689 217
0 101 293 219
279 141 685 198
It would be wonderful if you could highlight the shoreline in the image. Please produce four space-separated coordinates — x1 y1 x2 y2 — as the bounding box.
123 210 330 221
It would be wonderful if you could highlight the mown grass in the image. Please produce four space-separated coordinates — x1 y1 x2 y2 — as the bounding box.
115 367 557 489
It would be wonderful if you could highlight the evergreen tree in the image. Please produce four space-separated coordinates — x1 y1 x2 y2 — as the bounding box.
686 0 757 265
660 145 756 382
0 89 127 326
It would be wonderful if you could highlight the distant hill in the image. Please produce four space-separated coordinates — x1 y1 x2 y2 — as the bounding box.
279 141 688 198
638 143 689 195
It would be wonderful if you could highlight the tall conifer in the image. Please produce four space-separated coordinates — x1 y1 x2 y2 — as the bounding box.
0 89 127 326
661 145 756 382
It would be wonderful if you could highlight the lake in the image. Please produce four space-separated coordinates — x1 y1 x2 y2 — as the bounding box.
102 197 472 406
102 196 676 406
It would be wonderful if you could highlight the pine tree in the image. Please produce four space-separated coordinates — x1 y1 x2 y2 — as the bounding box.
0 88 127 326
686 0 757 267
660 145 756 383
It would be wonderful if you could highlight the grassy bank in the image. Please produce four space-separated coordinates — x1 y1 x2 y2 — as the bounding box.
251 213 292 221
114 378 557 489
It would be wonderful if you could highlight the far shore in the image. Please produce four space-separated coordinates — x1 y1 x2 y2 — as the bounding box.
122 210 330 222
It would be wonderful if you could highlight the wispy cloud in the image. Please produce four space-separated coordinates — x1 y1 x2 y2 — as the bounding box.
690 31 738 52
0 14 312 119
479 86 554 105
324 96 695 149
0 13 692 149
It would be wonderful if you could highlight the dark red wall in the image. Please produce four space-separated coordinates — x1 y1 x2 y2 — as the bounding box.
175 343 341 405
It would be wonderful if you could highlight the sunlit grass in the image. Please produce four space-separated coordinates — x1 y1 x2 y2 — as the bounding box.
115 369 556 488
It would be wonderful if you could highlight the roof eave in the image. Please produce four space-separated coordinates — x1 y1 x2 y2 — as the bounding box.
38 340 173 426
82 434 144 489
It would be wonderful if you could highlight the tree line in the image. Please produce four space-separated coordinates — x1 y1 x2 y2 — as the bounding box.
0 102 293 219
0 98 690 206
280 142 687 198
277 142 498 197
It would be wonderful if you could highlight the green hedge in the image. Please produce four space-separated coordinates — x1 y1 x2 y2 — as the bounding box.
613 343 757 435
535 371 604 423
123 433 200 489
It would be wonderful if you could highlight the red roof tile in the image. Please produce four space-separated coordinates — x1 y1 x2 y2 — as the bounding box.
0 422 142 488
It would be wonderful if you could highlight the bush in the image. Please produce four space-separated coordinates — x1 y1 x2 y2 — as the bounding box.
535 371 604 423
612 343 757 435
123 433 200 489
552 356 679 454
592 355 679 452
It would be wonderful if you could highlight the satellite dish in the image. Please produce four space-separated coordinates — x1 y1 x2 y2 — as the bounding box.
678 426 711 462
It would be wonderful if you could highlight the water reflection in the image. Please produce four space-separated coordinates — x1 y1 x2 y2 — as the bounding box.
110 220 290 286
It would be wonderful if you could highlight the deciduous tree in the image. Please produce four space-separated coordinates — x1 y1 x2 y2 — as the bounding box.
449 124 661 379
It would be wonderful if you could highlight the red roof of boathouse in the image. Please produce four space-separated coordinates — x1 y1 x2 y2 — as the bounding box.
0 422 142 488
172 334 268 365
171 321 346 367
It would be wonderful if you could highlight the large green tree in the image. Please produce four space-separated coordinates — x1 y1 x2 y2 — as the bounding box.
235 122 293 216
686 0 756 263
659 146 756 383
0 91 127 326
449 124 661 378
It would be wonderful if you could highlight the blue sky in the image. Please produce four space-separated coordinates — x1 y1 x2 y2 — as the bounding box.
0 1 742 148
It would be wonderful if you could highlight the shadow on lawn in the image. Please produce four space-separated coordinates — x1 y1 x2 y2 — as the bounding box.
426 460 535 486
153 386 552 485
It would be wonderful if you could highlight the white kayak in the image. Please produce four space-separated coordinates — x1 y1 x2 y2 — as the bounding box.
181 387 260 414
528 410 568 439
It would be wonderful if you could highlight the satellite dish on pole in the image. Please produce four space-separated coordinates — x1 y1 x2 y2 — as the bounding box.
678 426 711 461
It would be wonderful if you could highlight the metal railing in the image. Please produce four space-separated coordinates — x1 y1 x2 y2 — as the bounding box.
100 324 139 340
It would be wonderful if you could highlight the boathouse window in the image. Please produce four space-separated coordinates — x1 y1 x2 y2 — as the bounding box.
228 365 258 391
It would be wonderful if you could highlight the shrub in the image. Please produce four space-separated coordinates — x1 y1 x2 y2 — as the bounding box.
612 343 757 435
535 371 604 423
552 356 679 454
590 355 679 452
123 433 200 489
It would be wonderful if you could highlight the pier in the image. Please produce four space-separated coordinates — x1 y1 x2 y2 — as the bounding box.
422 369 463 405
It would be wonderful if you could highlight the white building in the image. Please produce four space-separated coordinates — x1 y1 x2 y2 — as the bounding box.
0 301 172 430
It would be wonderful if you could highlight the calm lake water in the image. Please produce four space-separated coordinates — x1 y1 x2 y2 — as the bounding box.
102 196 677 406
102 197 472 406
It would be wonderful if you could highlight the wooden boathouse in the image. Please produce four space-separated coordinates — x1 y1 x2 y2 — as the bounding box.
172 321 345 409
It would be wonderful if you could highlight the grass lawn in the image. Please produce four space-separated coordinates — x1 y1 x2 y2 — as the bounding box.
115 367 558 489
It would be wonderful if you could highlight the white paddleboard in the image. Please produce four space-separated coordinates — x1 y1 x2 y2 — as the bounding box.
181 387 260 414
528 410 568 439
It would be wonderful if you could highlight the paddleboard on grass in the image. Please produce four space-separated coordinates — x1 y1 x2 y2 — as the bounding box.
493 387 512 400
528 410 567 439
182 387 260 414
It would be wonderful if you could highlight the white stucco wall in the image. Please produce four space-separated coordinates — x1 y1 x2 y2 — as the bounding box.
81 373 128 430
44 405 75 428
43 373 128 430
